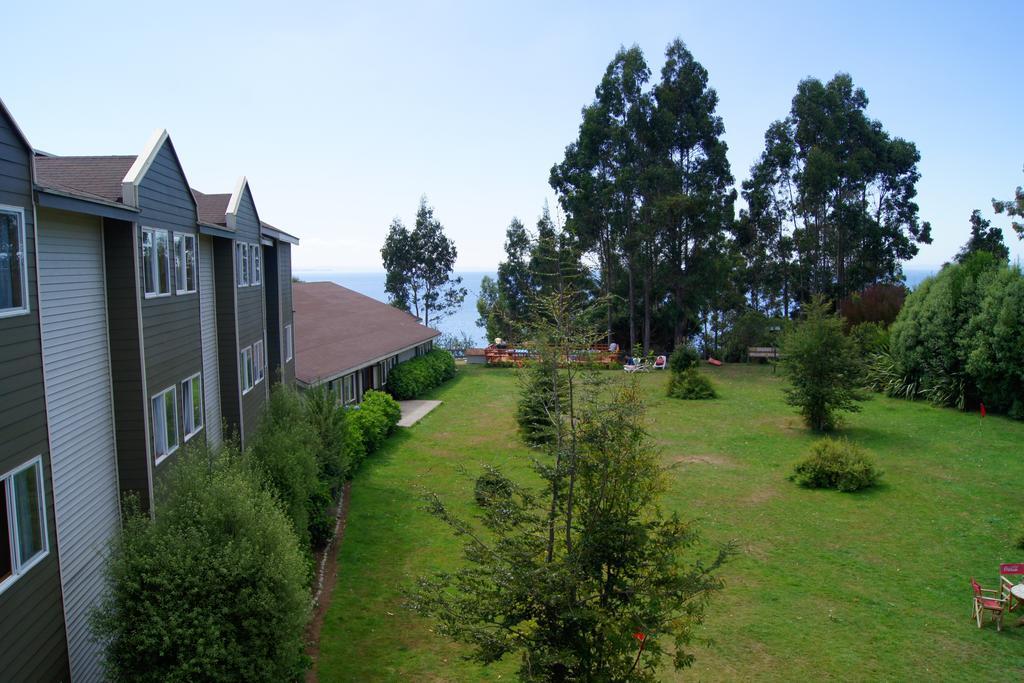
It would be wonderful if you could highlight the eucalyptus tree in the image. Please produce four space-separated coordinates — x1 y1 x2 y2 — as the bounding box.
742 73 932 308
381 196 467 327
647 39 737 346
993 167 1024 239
551 45 651 350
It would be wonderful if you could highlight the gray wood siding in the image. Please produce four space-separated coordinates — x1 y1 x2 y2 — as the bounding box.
0 109 70 683
280 243 295 385
235 188 267 444
199 236 222 450
213 237 242 443
263 243 281 383
103 218 150 507
37 209 120 683
136 141 202 470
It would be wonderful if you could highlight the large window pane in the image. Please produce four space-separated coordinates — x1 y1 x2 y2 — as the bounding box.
142 230 155 294
0 485 11 582
0 211 24 312
185 236 196 292
155 231 169 294
12 466 43 564
152 395 166 455
164 390 178 451
192 376 203 430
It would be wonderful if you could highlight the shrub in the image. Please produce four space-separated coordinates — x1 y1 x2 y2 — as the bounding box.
965 266 1024 419
474 467 513 508
515 358 567 446
386 349 456 399
889 253 1001 411
667 368 717 400
248 385 321 550
781 296 865 432
668 345 700 374
351 390 402 453
790 438 881 492
92 446 310 682
304 384 356 488
848 321 889 357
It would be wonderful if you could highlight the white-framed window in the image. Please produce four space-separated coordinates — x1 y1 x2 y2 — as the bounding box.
236 242 249 287
142 227 171 297
241 346 254 393
0 456 49 595
181 373 203 441
284 323 293 362
253 340 266 384
0 205 28 318
250 244 262 286
174 233 197 295
342 373 357 405
151 386 179 464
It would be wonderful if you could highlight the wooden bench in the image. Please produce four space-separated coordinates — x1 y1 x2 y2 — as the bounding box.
747 347 779 360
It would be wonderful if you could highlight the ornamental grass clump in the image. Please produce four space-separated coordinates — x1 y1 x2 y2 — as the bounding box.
790 437 881 492
92 445 310 682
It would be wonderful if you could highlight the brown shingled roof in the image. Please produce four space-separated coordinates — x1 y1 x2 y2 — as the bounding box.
34 155 136 203
293 281 440 384
192 189 230 226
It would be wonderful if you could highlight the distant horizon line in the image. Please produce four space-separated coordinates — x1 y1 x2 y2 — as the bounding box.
293 265 949 274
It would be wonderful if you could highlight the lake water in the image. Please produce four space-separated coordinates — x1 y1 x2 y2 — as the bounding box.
293 270 495 346
294 267 939 348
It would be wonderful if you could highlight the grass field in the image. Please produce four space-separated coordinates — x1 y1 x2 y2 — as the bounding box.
316 363 1024 681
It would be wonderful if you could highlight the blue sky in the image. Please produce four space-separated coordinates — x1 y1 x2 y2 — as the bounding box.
5 1 1022 271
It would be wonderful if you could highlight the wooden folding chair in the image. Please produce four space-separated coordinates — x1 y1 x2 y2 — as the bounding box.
972 577 1008 631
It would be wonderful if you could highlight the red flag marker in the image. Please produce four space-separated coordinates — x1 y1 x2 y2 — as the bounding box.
633 632 646 642
980 403 987 417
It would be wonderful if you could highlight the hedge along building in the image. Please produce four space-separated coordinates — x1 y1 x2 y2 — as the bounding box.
0 95 300 682
292 281 439 404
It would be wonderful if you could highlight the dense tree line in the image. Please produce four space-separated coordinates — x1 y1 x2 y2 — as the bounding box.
477 38 1022 356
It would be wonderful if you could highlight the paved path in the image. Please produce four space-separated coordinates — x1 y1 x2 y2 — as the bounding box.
397 400 442 427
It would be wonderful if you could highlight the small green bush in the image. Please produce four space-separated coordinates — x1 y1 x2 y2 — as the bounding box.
848 321 889 357
352 389 402 454
668 345 700 374
790 438 881 492
249 385 321 550
667 367 717 400
92 446 310 682
474 468 513 508
386 349 456 399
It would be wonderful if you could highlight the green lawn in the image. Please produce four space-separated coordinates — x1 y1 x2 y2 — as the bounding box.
316 363 1024 681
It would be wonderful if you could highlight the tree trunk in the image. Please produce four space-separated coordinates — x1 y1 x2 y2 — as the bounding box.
627 260 636 354
642 267 651 354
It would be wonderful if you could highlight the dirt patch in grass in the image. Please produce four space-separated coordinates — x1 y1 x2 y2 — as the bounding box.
673 453 736 467
742 485 780 506
305 481 352 683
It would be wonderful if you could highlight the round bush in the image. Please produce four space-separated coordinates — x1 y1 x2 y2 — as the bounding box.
667 368 717 400
789 438 880 492
352 390 402 454
92 447 310 682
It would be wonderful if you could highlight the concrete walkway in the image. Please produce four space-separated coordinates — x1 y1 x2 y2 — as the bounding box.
397 400 442 427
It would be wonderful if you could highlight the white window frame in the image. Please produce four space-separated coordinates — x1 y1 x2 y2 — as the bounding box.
174 233 197 295
181 372 204 441
241 346 254 394
253 340 266 384
142 227 171 298
342 373 357 405
284 323 293 362
151 385 179 465
0 456 50 596
236 242 249 287
250 244 262 286
0 204 29 319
